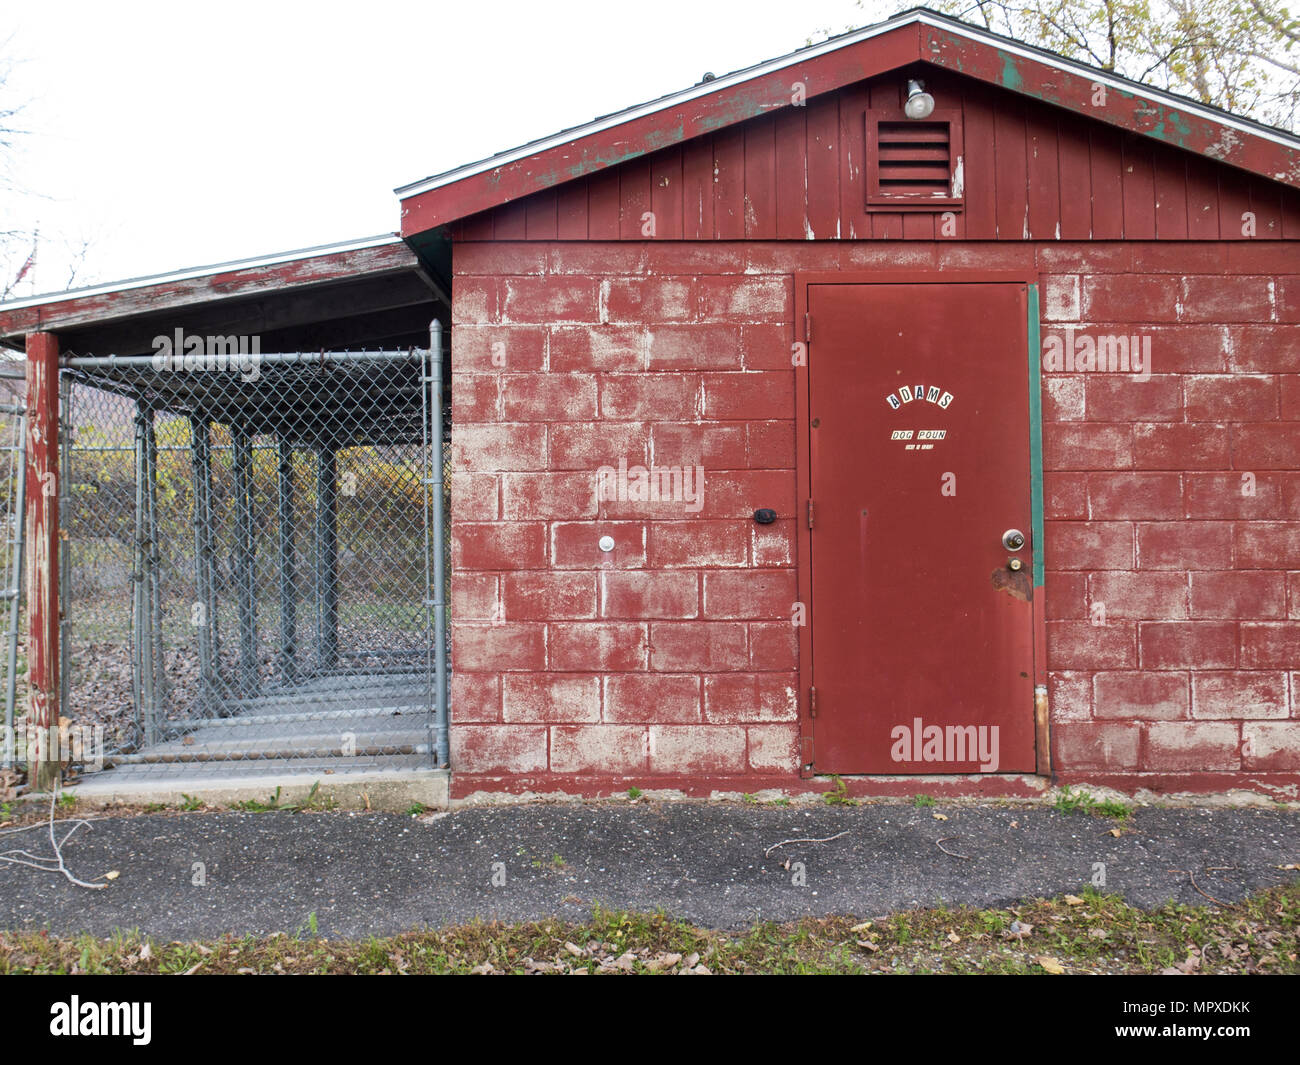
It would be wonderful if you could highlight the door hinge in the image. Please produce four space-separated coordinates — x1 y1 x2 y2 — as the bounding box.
806 499 815 529
804 312 813 343
808 685 818 718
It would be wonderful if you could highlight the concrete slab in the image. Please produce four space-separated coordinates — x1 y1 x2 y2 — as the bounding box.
61 766 448 812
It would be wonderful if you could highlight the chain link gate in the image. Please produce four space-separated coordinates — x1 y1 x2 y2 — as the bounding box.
60 337 449 780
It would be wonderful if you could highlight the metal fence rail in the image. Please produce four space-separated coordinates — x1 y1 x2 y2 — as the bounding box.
59 329 449 780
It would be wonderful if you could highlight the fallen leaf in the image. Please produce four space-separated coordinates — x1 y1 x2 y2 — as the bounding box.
1036 956 1065 974
103 870 120 881
1009 920 1034 937
856 940 879 952
1109 828 1123 837
1064 894 1085 906
947 932 961 943
850 921 873 933
932 813 948 821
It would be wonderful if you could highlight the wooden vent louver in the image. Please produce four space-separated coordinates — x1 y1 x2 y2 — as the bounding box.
865 110 964 210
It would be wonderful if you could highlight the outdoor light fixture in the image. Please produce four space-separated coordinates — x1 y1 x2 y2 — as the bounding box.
904 78 935 120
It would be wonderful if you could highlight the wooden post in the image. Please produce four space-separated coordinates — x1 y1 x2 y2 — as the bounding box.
24 332 59 791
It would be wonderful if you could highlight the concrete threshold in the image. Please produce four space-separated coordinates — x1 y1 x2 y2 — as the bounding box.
62 767 450 812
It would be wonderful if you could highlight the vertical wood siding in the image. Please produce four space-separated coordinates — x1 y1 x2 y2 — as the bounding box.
452 72 1300 243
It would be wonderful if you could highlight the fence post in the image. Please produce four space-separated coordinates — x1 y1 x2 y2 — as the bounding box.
429 321 449 769
232 429 258 695
24 332 59 791
315 446 338 671
189 416 219 713
277 439 297 685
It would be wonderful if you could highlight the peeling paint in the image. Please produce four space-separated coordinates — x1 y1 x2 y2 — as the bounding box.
998 50 1024 93
1205 128 1243 161
991 566 1032 602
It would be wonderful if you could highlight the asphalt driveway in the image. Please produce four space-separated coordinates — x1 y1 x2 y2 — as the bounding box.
1 802 1296 938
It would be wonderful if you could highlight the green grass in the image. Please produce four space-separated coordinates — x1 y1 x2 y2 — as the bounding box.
822 776 858 807
2 883 1294 975
229 783 337 814
1054 787 1131 820
912 794 936 808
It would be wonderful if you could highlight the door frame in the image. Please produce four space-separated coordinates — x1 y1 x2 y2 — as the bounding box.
793 271 1049 779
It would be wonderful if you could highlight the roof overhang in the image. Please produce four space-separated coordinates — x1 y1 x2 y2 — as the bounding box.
0 235 448 356
397 7 1300 236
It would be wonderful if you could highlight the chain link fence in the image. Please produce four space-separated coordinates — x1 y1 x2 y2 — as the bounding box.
59 344 448 780
0 362 26 772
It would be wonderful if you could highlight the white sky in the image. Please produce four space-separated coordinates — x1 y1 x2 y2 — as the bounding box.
1 0 880 297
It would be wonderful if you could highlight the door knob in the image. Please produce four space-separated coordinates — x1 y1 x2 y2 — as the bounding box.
1002 529 1026 551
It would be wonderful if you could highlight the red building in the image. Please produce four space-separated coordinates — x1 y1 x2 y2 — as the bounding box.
2 9 1298 802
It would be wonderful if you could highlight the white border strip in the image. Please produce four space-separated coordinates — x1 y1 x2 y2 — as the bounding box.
0 234 405 314
395 10 1300 200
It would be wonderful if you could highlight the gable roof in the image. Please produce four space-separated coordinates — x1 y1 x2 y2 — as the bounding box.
397 6 1300 236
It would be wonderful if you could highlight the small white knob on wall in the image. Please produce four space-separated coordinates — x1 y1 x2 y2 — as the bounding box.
598 535 615 552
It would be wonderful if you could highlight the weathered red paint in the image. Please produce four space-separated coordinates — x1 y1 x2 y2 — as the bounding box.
449 237 1298 796
920 26 1300 188
402 14 1300 240
0 241 420 343
400 25 927 236
449 771 1051 801
4 11 1297 799
24 332 59 788
803 279 1037 773
448 71 1300 244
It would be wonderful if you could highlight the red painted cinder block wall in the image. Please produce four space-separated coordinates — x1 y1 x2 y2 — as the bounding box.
449 239 1299 797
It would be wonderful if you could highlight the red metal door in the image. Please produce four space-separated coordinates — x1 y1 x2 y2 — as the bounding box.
807 281 1036 774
